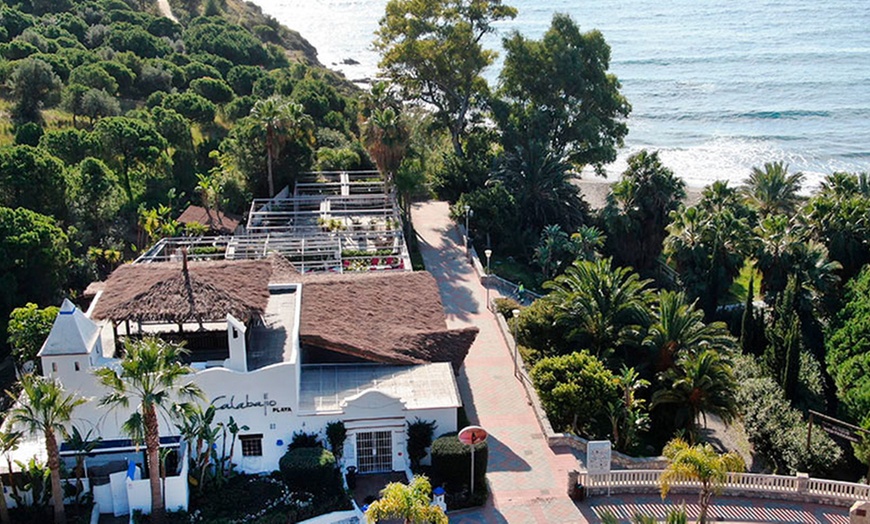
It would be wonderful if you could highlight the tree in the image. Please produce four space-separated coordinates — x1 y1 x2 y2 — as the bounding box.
374 0 517 157
362 106 409 188
496 13 630 168
0 145 68 220
492 141 589 237
652 350 738 438
66 426 101 507
664 204 753 319
95 338 204 523
8 57 61 123
803 172 870 283
602 150 686 272
93 116 167 204
7 303 59 368
0 207 70 332
608 366 650 453
826 267 870 423
0 430 21 524
70 157 121 238
365 475 447 524
531 351 618 436
544 258 652 360
742 161 805 218
8 374 86 524
644 291 737 373
763 277 802 400
81 88 121 127
659 438 745 524
250 96 313 196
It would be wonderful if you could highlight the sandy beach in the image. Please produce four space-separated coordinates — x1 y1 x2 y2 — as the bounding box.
575 176 704 210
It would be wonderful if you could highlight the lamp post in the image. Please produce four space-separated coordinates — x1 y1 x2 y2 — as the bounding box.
484 249 492 310
512 308 521 378
463 204 472 255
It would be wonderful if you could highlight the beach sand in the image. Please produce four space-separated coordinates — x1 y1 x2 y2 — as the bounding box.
575 176 704 210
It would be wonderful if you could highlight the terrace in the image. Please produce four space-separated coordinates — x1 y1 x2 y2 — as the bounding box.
136 171 411 273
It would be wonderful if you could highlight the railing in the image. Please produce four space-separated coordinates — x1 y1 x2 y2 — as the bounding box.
579 469 870 505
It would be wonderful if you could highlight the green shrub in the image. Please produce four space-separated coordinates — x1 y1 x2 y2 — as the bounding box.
287 431 320 451
431 433 487 492
407 418 437 471
493 297 520 319
278 447 336 494
325 421 346 460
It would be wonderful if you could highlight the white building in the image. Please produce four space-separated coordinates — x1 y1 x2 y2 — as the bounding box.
8 255 477 515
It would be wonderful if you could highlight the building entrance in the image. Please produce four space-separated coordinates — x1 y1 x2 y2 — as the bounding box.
356 431 392 473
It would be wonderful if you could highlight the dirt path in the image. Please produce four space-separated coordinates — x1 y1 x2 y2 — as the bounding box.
156 0 178 22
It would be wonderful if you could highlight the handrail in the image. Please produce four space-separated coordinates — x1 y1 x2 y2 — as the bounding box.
578 469 870 506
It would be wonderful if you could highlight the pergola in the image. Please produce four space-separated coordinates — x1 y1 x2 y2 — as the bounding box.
136 171 411 273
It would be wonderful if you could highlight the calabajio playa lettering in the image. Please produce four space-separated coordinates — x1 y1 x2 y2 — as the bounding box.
212 394 277 411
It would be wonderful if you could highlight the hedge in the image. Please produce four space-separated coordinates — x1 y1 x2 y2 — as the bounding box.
431 433 487 491
278 447 336 494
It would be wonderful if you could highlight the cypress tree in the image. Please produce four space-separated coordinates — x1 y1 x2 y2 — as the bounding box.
741 275 755 354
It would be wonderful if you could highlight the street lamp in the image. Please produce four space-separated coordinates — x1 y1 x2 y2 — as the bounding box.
484 249 492 310
463 204 472 255
512 308 521 378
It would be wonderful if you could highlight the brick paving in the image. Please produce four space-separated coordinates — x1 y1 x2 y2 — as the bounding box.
412 201 585 523
411 201 852 524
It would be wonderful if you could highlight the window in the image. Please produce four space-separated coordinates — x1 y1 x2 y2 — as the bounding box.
240 434 263 457
51 362 57 373
74 361 80 371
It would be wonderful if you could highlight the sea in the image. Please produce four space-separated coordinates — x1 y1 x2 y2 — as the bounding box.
251 0 870 190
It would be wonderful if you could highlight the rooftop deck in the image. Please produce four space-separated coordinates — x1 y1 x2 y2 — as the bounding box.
136 172 411 273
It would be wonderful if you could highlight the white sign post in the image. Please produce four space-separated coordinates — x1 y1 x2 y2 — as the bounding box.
586 440 612 496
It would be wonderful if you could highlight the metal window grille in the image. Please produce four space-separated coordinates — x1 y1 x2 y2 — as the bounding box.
240 434 263 457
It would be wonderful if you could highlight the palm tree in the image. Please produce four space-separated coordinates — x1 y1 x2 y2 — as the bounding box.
250 96 313 197
602 150 686 271
365 475 447 524
363 106 409 188
0 430 21 524
659 438 745 524
644 291 737 372
742 161 805 217
66 426 101 507
95 338 204 523
8 374 87 524
493 141 588 235
652 350 738 438
544 258 653 359
664 205 753 319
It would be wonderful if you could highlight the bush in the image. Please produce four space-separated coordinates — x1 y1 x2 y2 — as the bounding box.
278 447 336 494
735 355 843 477
14 122 43 146
407 419 437 471
431 433 487 493
287 431 320 451
325 421 346 460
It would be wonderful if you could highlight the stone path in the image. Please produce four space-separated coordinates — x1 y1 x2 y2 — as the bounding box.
412 201 585 523
412 200 853 524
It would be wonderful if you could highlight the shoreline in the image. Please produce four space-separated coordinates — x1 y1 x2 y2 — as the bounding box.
575 176 703 210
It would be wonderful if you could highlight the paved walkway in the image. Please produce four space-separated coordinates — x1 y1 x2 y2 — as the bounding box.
412 201 852 524
412 201 584 523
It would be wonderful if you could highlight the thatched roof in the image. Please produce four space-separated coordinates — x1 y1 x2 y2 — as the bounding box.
91 260 272 323
177 205 241 235
299 271 478 371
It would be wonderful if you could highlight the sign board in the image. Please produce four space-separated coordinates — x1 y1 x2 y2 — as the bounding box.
808 410 869 448
587 440 612 475
458 426 488 446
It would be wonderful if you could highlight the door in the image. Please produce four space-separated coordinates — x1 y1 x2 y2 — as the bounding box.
356 431 393 473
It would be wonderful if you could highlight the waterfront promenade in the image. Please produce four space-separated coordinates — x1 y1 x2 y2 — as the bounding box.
411 201 851 524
